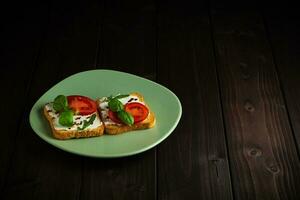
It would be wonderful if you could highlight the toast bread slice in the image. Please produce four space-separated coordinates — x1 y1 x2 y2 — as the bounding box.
43 104 104 140
97 92 156 135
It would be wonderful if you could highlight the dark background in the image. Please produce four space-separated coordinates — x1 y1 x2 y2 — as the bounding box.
1 0 300 199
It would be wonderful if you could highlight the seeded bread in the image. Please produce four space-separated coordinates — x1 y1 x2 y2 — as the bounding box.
97 92 156 135
43 106 104 140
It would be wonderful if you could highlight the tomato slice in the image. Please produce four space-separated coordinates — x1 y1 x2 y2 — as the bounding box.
107 102 149 124
125 102 149 123
67 95 97 115
108 110 123 124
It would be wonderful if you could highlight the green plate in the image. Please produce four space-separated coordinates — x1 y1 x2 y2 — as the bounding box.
29 69 182 158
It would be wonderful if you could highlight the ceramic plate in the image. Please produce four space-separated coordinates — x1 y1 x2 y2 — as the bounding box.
29 69 182 158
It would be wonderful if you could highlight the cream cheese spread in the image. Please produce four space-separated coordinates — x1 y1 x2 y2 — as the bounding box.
45 103 102 131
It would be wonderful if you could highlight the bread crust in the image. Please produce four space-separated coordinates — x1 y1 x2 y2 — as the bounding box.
43 107 104 140
98 92 156 135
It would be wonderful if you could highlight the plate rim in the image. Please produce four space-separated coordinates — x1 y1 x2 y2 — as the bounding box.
29 69 182 158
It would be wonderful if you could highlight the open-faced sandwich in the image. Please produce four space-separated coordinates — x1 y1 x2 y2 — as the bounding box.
43 92 155 139
44 95 104 139
97 92 156 135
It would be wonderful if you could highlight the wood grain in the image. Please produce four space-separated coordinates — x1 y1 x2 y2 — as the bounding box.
263 7 300 154
80 0 156 199
2 1 102 199
1 1 300 199
0 1 49 192
156 1 233 199
211 6 300 200
99 0 156 80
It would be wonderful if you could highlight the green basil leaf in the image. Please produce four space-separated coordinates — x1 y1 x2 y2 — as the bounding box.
105 94 129 102
77 114 96 131
117 110 134 125
53 95 68 112
59 110 74 127
89 114 96 123
114 94 129 99
108 98 124 112
107 95 113 101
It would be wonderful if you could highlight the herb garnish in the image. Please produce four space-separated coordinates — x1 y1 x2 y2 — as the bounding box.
53 95 73 127
59 110 74 127
53 95 68 112
117 110 134 125
106 94 129 102
108 98 124 112
77 114 96 131
107 94 134 125
113 94 130 99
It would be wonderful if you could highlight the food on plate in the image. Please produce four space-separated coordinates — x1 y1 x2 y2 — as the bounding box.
97 92 156 135
43 92 155 139
43 95 104 139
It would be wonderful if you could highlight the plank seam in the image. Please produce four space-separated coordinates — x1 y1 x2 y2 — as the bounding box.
0 2 52 196
79 0 105 199
94 0 105 69
260 11 300 159
155 0 158 199
208 3 235 200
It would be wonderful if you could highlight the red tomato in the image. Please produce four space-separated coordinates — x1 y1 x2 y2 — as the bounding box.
67 95 97 115
108 102 149 124
125 102 149 123
108 110 123 124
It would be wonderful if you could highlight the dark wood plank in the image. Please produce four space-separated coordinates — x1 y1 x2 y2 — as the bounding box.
0 1 49 192
156 1 233 199
211 5 300 200
99 0 156 80
263 7 300 153
1 1 102 199
80 0 156 199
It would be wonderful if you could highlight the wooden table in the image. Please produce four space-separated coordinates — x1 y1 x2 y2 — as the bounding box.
1 1 300 199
